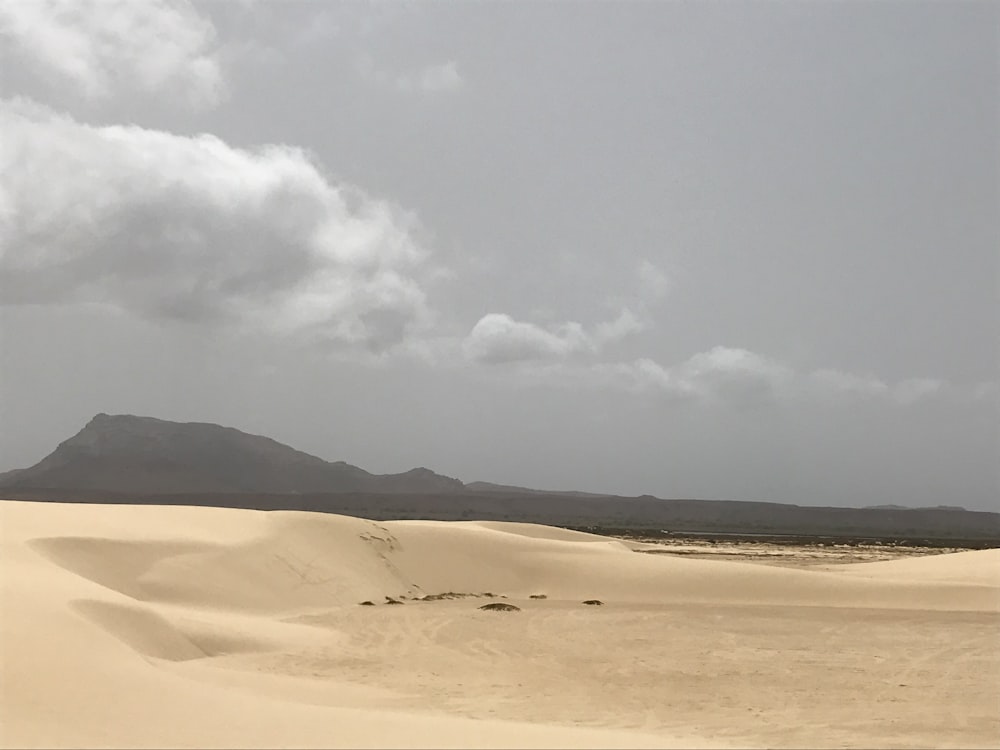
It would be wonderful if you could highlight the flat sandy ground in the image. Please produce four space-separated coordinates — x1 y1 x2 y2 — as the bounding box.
627 536 978 566
2 501 997 749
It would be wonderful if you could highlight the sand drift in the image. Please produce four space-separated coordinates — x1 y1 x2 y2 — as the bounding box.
2 500 997 748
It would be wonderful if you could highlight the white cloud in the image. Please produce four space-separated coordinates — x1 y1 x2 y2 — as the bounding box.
463 314 593 364
462 307 642 365
593 308 644 344
0 98 434 351
677 346 794 402
0 0 223 105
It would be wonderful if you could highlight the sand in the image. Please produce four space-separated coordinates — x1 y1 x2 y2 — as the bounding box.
1 500 997 749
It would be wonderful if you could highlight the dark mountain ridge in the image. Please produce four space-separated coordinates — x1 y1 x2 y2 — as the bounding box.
0 413 463 495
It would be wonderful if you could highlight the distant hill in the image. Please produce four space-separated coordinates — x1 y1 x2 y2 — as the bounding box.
2 413 997 541
866 504 969 512
463 481 607 498
0 414 463 495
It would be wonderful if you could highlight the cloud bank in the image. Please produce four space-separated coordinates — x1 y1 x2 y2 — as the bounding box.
590 346 793 404
0 98 433 351
470 340 978 409
2 0 984 410
808 369 945 405
0 0 223 105
458 300 977 408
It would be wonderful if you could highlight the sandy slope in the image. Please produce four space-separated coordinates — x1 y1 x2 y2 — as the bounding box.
1 500 997 749
819 547 1000 586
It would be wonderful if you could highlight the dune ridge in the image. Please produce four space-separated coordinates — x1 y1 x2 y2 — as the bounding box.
2 500 998 749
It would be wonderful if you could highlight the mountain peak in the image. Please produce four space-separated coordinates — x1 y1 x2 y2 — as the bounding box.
84 412 155 427
0 415 463 496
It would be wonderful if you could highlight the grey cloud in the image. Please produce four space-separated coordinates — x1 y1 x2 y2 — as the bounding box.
636 259 671 301
593 347 793 404
498 347 970 410
807 369 947 405
0 98 435 352
0 0 224 106
593 308 644 344
406 61 464 93
972 381 1000 405
679 346 794 404
359 58 465 94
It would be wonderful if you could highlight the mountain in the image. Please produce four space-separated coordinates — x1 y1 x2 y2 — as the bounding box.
2 414 997 542
0 414 463 495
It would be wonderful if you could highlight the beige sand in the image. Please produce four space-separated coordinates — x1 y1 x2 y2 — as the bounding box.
1 500 997 749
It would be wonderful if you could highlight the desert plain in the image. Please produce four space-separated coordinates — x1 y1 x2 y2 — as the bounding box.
1 499 998 749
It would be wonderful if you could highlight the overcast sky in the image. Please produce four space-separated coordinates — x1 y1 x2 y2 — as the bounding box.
1 0 997 510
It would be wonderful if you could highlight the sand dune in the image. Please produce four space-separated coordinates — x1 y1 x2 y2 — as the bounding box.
2 500 998 748
820 547 1000 586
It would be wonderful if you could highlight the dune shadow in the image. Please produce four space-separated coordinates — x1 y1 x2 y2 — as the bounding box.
70 599 268 662
29 536 219 602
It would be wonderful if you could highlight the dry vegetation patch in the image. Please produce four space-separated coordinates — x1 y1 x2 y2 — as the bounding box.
419 591 498 601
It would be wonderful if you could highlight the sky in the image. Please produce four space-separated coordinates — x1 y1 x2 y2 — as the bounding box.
0 0 997 510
